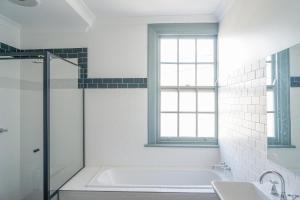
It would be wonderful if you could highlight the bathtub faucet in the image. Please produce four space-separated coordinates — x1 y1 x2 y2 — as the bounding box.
259 170 287 200
212 162 231 171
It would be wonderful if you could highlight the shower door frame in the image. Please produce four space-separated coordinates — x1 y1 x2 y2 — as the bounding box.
44 52 85 200
44 51 50 200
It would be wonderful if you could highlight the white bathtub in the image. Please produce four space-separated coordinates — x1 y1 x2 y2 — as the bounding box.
87 167 222 190
60 167 223 200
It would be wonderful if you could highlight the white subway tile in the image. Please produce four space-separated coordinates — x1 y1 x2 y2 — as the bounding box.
219 58 300 194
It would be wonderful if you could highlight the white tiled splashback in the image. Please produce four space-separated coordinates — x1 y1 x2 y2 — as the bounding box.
219 59 300 194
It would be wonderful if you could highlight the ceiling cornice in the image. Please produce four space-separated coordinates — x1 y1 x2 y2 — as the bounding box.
0 13 21 30
214 0 236 21
65 0 96 31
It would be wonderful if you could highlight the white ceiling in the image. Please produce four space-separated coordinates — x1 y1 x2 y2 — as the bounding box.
85 0 221 17
0 0 88 31
0 0 233 31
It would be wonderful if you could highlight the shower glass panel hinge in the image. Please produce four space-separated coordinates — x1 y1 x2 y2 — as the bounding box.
0 128 8 133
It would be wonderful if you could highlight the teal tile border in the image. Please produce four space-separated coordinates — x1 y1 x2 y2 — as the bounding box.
291 76 300 87
0 42 147 89
81 78 147 88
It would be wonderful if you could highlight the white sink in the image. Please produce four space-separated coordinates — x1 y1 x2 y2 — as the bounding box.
212 181 271 200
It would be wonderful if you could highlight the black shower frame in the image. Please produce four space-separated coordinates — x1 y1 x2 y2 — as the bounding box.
0 51 85 200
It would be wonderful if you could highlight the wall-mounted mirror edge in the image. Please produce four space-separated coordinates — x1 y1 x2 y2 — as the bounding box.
266 43 300 176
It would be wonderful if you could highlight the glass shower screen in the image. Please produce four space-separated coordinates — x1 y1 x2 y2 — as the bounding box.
0 58 44 200
0 51 84 200
48 54 84 197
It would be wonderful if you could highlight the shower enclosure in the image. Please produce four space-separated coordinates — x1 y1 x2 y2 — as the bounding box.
0 51 84 200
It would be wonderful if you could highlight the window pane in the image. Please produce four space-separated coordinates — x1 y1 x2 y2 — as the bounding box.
179 114 196 137
161 90 178 112
267 113 275 137
266 62 273 85
179 64 195 86
160 64 177 86
197 64 214 86
179 39 195 62
160 39 177 62
179 90 196 111
197 39 214 62
267 91 274 112
198 91 215 112
198 114 215 137
161 113 177 137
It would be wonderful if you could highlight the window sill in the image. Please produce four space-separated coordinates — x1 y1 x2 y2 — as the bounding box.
144 144 219 148
268 145 296 148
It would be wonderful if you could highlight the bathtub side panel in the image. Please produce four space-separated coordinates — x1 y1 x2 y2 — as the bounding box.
59 191 219 200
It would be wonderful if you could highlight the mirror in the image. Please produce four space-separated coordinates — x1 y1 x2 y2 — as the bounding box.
267 43 300 175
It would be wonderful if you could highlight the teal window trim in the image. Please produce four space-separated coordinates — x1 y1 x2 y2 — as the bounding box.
267 54 277 144
268 49 292 147
268 144 296 149
147 23 219 147
144 144 219 148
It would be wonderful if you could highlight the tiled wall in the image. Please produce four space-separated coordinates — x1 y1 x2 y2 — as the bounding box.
0 42 19 53
82 78 147 89
291 77 300 87
219 60 300 194
0 42 147 89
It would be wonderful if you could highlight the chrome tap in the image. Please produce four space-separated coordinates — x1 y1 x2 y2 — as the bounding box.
212 162 231 171
269 180 279 196
259 171 287 200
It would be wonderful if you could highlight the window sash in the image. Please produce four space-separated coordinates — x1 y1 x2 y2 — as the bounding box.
267 55 278 140
158 36 217 142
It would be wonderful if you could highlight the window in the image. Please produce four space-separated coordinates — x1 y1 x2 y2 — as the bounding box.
266 55 276 138
147 24 218 147
266 50 292 147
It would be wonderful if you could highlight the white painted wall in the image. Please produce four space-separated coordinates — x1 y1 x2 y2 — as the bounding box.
218 0 300 82
21 15 220 168
0 14 20 48
85 89 218 167
218 0 300 194
0 16 21 200
0 60 21 200
21 15 217 78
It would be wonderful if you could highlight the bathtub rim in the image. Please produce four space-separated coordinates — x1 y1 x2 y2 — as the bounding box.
85 166 228 192
61 167 230 193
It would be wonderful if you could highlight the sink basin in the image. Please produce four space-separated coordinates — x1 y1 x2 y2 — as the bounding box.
212 181 271 200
